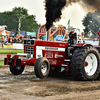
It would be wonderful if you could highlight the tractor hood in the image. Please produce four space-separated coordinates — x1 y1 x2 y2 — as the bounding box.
24 39 68 48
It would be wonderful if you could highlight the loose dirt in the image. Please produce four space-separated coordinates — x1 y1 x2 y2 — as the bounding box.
0 66 100 100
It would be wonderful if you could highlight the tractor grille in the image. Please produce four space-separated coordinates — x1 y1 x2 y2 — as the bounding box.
25 47 33 54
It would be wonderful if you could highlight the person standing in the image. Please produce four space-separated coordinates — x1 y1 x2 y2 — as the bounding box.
4 36 7 44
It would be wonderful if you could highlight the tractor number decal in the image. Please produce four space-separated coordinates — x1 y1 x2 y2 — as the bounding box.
45 52 53 58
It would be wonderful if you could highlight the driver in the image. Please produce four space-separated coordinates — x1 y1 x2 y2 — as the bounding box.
68 31 77 45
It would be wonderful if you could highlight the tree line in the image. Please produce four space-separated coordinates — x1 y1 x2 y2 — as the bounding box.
0 7 41 32
0 6 100 37
82 9 100 37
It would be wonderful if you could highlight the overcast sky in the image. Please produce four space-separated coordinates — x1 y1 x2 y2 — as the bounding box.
0 0 87 31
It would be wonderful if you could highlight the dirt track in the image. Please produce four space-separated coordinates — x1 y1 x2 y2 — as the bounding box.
0 53 16 61
0 65 100 100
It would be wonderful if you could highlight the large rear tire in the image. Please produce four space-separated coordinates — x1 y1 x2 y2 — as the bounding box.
70 47 100 81
9 65 25 75
34 57 50 79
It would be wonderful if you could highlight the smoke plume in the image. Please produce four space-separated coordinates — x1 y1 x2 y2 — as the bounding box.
45 0 66 31
45 0 100 31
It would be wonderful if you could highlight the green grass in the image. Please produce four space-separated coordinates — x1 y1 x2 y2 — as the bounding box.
0 61 8 66
0 49 24 66
0 49 24 53
0 62 4 65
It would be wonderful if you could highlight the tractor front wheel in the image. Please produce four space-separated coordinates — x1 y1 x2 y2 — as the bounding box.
34 57 50 79
70 47 100 81
9 65 25 75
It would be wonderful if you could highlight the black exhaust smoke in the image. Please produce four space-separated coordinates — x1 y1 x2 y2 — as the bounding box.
44 0 100 31
45 0 66 31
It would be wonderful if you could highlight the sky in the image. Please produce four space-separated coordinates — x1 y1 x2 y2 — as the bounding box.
0 0 87 31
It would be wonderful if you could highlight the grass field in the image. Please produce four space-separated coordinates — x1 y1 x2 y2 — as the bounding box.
0 48 24 66
0 49 24 53
0 62 4 66
0 61 8 66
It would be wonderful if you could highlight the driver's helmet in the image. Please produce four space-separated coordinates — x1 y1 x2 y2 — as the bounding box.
69 31 75 39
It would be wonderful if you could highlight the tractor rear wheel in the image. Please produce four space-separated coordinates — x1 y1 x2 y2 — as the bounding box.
9 65 25 75
70 46 100 81
34 57 50 79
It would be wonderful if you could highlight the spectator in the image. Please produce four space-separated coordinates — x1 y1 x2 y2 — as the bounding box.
21 37 24 43
10 37 12 43
4 36 7 44
8 37 11 43
2 36 4 44
14 37 17 43
11 36 15 43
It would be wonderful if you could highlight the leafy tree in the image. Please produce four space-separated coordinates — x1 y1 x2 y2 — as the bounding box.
0 7 41 32
0 11 18 30
82 11 100 37
21 15 41 32
12 7 28 19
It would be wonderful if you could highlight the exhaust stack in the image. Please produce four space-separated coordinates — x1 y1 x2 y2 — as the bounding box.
46 31 48 41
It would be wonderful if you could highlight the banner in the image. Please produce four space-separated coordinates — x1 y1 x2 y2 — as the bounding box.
13 43 23 49
26 32 36 37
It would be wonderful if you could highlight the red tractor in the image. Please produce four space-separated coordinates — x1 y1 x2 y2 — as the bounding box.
4 29 100 81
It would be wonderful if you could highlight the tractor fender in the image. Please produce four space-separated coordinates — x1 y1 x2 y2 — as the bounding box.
65 43 93 59
74 43 93 48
